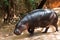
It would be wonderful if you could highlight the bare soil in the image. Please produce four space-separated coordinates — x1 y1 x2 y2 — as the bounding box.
0 18 60 40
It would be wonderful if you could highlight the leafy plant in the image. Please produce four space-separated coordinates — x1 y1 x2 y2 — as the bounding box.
3 0 9 6
29 0 36 9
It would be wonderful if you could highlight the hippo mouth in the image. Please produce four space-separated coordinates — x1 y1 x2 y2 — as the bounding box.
14 29 21 35
14 32 21 35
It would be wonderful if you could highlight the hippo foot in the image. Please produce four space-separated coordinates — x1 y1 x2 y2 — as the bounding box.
55 30 59 32
56 30 59 32
56 29 59 31
42 31 47 33
42 27 49 33
29 33 34 36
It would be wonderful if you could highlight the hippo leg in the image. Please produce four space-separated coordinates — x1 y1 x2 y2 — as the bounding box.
28 27 34 34
53 24 58 32
43 27 49 33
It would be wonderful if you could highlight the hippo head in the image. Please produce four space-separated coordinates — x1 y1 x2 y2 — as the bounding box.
14 21 28 35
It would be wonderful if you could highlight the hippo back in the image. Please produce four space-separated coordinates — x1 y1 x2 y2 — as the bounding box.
26 9 53 22
21 9 56 27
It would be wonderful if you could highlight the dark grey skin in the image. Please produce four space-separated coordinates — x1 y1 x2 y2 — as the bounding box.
14 9 58 35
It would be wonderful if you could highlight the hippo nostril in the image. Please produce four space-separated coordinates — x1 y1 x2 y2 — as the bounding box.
14 29 21 35
14 31 21 35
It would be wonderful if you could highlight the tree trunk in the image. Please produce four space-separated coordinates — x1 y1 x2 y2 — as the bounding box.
4 0 14 23
36 0 47 9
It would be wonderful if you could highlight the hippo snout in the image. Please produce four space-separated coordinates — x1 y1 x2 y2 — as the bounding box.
14 29 21 35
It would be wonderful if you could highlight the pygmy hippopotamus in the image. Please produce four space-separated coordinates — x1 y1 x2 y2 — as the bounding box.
14 9 58 35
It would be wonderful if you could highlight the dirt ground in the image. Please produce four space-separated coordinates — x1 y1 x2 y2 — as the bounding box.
0 18 60 40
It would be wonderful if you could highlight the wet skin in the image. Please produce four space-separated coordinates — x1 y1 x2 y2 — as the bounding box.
14 9 58 35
